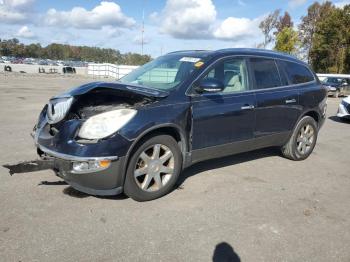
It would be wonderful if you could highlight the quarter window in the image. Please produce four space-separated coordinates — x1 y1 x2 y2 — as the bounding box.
250 58 282 89
280 61 314 84
202 58 248 93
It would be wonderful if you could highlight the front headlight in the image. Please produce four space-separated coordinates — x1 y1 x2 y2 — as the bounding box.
78 109 137 140
47 97 73 124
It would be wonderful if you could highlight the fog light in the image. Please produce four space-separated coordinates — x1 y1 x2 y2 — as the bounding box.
72 162 89 172
72 160 111 173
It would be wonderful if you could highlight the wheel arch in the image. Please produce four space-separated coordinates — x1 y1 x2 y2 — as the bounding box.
121 124 188 185
302 110 320 126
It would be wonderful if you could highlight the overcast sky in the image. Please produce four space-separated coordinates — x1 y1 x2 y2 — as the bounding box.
0 0 349 57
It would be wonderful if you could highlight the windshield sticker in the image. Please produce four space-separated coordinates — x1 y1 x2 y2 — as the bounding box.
180 57 201 63
194 61 204 68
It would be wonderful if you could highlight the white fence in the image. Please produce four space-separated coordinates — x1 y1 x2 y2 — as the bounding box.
88 63 138 79
0 63 87 75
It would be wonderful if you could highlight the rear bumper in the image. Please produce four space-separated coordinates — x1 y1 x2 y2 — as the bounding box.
38 145 126 196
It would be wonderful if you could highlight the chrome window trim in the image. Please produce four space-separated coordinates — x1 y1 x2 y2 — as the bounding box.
37 144 118 161
185 54 316 97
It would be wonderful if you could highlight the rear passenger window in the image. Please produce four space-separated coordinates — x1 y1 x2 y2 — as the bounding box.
250 58 281 89
280 61 314 84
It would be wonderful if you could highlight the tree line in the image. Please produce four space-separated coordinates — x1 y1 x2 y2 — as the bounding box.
0 38 151 66
259 1 350 73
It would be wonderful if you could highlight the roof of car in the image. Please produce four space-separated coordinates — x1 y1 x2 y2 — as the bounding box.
167 48 304 64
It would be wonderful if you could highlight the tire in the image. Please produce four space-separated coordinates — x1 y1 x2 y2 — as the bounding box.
281 116 318 161
124 134 182 201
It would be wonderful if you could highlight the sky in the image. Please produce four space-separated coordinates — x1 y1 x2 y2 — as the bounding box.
0 0 349 57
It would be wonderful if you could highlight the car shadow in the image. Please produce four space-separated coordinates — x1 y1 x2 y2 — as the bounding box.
212 242 241 262
328 115 350 124
176 147 280 188
62 186 129 200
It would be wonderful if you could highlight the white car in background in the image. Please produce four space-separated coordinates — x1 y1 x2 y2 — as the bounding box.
337 96 350 120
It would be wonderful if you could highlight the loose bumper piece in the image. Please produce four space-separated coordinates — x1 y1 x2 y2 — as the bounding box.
3 159 55 175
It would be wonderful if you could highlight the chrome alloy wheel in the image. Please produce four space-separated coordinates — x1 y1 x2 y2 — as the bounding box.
296 124 315 155
134 144 175 192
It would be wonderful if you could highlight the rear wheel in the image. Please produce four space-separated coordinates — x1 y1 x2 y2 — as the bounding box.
281 116 318 161
124 135 182 201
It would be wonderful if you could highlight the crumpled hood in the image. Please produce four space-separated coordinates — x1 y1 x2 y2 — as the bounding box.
54 81 169 99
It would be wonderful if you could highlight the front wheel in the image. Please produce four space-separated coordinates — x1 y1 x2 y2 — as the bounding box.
281 116 318 161
124 135 182 201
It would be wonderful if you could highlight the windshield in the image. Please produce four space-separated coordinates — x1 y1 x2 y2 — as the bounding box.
119 54 206 91
323 77 343 84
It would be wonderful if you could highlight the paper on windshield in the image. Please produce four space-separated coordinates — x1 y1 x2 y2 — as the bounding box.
179 57 201 63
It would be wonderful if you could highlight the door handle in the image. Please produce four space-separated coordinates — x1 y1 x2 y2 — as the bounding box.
241 105 255 110
285 99 296 104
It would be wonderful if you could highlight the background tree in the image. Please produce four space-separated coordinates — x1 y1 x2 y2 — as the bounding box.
311 4 349 73
274 27 300 55
276 12 293 35
341 4 350 73
298 1 333 63
259 9 280 48
0 39 151 65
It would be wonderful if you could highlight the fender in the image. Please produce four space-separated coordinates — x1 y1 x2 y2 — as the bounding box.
290 107 323 137
119 123 190 186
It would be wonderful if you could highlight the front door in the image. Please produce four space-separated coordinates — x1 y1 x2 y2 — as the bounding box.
190 57 256 162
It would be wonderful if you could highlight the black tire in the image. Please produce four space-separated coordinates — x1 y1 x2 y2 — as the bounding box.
124 134 182 201
281 116 318 161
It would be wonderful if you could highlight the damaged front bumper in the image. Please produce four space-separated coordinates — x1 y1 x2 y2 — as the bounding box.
34 116 132 195
4 144 126 196
37 144 125 196
4 119 131 196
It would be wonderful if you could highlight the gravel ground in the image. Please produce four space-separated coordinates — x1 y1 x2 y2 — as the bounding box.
0 74 349 262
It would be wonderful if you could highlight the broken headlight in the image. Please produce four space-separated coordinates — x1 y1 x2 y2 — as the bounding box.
78 109 137 140
46 97 74 124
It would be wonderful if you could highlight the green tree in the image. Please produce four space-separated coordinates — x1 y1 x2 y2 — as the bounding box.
311 4 349 73
274 27 300 55
299 1 334 63
0 38 151 65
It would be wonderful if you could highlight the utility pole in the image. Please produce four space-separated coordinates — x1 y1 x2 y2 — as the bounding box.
141 1 145 55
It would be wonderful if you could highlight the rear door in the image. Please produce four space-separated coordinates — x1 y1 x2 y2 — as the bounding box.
249 57 300 144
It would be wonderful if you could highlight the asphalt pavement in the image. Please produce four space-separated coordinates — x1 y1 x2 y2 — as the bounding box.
0 73 349 262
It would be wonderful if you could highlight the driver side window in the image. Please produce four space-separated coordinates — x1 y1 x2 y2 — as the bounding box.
203 58 248 93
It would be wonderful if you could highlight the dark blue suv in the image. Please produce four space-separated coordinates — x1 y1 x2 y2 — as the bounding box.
17 49 328 201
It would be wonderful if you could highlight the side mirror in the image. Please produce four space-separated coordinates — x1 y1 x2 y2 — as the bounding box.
195 78 224 93
342 82 348 86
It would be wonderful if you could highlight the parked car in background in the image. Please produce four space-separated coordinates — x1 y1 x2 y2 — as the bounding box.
6 49 327 201
322 77 350 97
337 96 350 120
